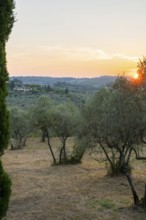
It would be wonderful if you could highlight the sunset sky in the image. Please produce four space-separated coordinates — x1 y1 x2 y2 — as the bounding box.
7 0 146 78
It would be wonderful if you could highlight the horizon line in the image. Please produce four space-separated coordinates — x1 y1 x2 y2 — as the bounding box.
10 74 119 79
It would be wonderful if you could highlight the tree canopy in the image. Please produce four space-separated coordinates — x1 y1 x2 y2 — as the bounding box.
83 76 146 175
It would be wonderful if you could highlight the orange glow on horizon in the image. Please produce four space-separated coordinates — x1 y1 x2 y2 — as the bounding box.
133 73 139 79
7 45 139 78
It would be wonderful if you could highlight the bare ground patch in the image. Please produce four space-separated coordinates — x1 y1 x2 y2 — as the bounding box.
2 138 146 220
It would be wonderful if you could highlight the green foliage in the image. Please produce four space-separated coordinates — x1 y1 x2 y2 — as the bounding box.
83 76 146 176
0 161 12 220
0 0 15 43
52 102 80 164
71 137 88 163
31 96 57 164
52 102 78 138
8 78 23 91
31 96 54 129
0 0 15 155
10 108 30 149
31 97 83 165
7 76 101 110
0 1 15 217
0 42 9 155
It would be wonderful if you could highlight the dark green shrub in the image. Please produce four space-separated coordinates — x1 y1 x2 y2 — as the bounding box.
0 161 12 220
71 141 86 164
0 0 15 219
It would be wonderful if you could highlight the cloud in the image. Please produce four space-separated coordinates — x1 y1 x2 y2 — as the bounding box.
39 46 112 60
113 53 139 62
39 45 139 63
10 44 139 63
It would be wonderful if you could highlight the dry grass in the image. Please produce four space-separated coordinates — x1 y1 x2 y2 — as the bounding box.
2 138 146 220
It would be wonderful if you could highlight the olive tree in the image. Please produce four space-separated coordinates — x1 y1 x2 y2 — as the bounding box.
52 102 79 164
82 76 146 208
32 97 82 165
10 108 30 149
85 77 145 176
31 96 57 164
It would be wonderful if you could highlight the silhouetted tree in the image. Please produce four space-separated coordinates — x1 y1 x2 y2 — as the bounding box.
137 57 146 86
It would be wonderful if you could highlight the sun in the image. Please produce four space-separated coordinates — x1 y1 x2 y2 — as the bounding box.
133 73 139 79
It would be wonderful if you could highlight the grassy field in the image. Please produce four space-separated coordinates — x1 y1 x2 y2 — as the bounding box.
2 138 146 220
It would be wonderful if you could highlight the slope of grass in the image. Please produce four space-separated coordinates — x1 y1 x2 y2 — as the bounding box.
2 138 146 220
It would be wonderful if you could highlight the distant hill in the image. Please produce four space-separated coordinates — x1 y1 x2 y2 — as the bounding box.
10 76 117 89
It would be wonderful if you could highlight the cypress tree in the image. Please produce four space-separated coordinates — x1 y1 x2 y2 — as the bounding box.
0 0 15 219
